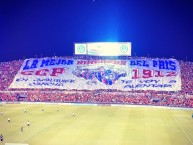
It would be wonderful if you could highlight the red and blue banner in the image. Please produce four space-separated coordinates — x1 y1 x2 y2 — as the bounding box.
9 57 181 91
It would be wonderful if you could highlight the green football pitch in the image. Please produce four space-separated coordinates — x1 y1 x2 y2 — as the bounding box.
0 104 193 145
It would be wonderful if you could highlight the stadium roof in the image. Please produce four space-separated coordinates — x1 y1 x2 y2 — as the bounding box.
0 0 193 62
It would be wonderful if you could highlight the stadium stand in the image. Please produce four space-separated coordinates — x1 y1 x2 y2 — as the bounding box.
0 57 193 108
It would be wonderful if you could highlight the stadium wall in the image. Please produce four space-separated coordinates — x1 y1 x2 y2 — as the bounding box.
1 101 193 111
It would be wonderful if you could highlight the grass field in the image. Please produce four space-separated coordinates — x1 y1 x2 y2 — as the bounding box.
0 104 193 145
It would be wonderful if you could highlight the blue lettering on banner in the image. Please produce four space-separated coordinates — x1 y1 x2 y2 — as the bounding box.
33 78 75 83
23 59 39 70
23 59 74 70
169 61 176 70
40 59 73 67
29 78 75 87
139 80 160 83
121 80 133 84
169 80 177 83
40 59 50 67
124 84 172 89
29 82 64 86
129 59 177 71
152 60 176 70
121 80 160 84
16 78 28 82
130 60 149 67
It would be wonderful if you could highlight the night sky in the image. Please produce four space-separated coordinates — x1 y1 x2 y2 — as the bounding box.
0 0 193 62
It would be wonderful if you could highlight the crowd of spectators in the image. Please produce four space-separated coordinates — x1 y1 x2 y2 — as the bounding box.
0 57 193 108
0 60 23 90
0 91 193 108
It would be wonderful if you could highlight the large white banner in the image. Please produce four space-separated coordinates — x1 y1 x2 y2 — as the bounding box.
9 58 181 91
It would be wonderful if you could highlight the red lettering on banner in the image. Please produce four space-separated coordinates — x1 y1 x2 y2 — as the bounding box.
77 60 126 65
50 68 65 76
21 71 34 75
142 69 153 78
77 61 87 65
20 68 65 77
120 61 126 65
132 69 141 79
166 72 177 77
132 69 178 79
35 69 49 76
155 70 164 77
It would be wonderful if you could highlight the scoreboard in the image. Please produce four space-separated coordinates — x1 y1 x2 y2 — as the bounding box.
74 42 131 56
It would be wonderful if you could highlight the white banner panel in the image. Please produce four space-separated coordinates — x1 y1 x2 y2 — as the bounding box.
9 58 181 91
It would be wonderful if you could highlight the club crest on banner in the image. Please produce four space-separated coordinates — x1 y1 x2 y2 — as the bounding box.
72 66 127 85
